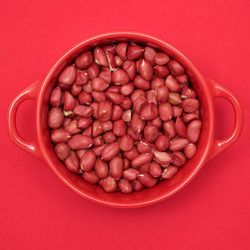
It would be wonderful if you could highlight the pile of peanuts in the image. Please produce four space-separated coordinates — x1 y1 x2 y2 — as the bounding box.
48 42 202 193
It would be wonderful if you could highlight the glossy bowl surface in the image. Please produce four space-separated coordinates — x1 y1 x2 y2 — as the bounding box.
8 32 243 208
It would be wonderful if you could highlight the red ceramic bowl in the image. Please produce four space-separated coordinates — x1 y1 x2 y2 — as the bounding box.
7 32 243 208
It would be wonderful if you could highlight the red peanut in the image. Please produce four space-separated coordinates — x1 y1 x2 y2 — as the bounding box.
155 85 169 103
65 119 81 134
114 56 123 67
137 140 153 153
68 134 94 150
92 120 103 137
82 126 92 137
103 131 116 144
144 46 157 63
119 134 134 151
162 166 178 179
101 142 120 161
110 156 123 180
139 59 153 81
153 151 172 166
168 60 184 76
112 105 123 121
55 143 70 160
184 143 197 159
159 103 173 121
87 63 100 79
92 145 106 157
120 83 134 96
149 162 162 177
75 52 93 69
131 113 145 134
95 158 108 178
172 151 186 167
93 136 103 146
131 152 153 167
123 168 140 181
73 105 93 117
78 91 92 105
132 180 144 191
172 106 183 117
92 77 109 91
71 83 82 96
151 77 164 89
113 119 127 137
176 74 188 84
63 91 76 111
77 117 92 129
187 119 202 143
112 69 129 85
106 51 116 71
181 86 196 99
99 70 112 84
50 87 62 107
122 110 132 123
169 138 189 151
97 101 112 121
48 107 64 129
123 158 131 170
151 117 162 128
133 94 147 114
183 113 200 123
82 171 99 184
122 60 136 80
94 47 108 67
80 151 96 171
140 103 158 121
127 44 144 60
154 65 169 78
83 81 93 93
146 90 157 105
51 129 71 143
123 147 140 161
106 92 123 104
144 124 158 142
165 75 180 92
76 149 87 159
121 97 132 109
102 176 117 192
65 151 80 174
92 91 106 102
137 173 157 188
163 120 176 138
154 53 170 65
115 42 128 60
118 179 133 193
174 117 187 138
134 75 150 90
127 127 142 141
155 135 169 151
58 65 76 86
76 70 89 85
101 121 113 132
182 98 199 113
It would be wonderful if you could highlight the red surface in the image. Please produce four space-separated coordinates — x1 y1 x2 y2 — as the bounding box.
1 0 249 249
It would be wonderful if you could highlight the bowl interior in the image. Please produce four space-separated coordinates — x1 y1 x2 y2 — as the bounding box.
38 33 213 207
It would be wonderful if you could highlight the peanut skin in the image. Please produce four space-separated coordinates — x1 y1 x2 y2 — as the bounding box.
49 42 201 194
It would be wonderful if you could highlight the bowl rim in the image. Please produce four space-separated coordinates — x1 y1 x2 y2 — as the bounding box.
37 31 214 208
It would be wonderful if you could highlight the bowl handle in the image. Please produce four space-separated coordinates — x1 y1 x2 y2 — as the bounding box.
205 77 244 160
7 80 42 159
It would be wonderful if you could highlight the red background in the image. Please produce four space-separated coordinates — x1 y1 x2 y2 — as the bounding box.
1 1 250 249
